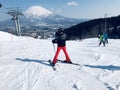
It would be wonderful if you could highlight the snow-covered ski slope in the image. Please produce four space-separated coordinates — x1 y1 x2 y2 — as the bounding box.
0 31 120 90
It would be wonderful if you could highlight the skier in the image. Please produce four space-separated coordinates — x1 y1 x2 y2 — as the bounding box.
99 33 105 46
51 28 72 66
103 32 108 44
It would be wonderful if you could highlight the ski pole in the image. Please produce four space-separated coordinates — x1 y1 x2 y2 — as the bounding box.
53 43 55 53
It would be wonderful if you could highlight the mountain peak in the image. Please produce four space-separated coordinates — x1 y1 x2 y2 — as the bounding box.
24 6 53 18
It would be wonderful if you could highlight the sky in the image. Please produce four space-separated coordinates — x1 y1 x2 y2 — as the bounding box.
0 0 120 21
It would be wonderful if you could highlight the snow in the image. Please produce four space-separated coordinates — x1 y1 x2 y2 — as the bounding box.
0 31 120 90
0 31 19 41
24 6 53 18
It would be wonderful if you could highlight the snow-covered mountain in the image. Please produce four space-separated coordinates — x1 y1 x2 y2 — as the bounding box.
0 6 86 31
21 6 84 27
0 31 120 90
24 6 53 19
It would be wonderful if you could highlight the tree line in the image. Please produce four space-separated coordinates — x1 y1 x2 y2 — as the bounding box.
65 15 120 39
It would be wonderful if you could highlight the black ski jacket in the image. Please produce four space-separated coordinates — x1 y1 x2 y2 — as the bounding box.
53 31 67 47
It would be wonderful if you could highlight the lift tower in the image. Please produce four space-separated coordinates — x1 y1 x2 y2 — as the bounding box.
7 7 23 36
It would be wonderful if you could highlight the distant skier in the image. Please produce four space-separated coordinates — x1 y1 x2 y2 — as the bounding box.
103 32 108 44
51 28 72 66
99 33 105 46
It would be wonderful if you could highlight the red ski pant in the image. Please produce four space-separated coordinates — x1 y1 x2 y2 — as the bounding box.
53 46 71 64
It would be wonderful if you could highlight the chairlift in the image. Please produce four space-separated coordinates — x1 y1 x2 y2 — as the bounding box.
0 3 2 8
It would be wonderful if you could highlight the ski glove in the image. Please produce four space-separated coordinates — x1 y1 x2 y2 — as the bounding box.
52 39 58 44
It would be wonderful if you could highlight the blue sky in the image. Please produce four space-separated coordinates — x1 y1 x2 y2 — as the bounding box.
0 0 120 21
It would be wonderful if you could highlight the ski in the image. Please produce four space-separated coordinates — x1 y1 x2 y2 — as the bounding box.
48 59 56 71
58 60 81 66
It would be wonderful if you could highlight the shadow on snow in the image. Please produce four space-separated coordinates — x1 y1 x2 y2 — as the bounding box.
16 58 50 66
85 65 120 71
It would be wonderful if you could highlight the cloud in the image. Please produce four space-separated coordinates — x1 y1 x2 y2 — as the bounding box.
67 1 78 6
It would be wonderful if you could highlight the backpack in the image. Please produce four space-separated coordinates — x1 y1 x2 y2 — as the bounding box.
58 33 66 40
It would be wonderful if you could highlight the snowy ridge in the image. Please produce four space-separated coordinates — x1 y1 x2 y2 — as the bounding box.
24 6 53 18
0 31 34 41
0 31 19 41
0 31 120 90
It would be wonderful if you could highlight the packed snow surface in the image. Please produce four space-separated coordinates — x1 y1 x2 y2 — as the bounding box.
0 31 120 90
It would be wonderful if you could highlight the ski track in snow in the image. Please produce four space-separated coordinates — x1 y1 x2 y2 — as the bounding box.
0 33 120 90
